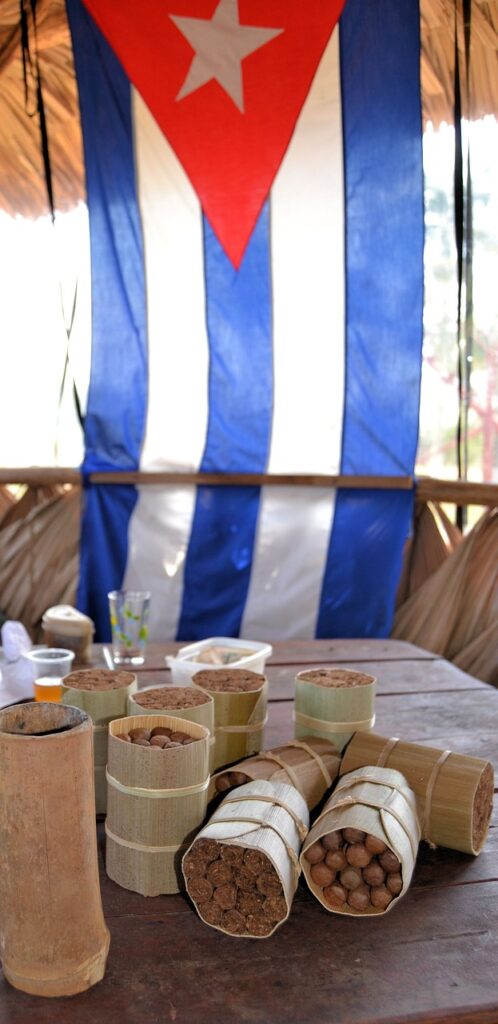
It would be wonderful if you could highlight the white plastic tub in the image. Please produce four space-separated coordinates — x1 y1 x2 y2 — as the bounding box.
166 637 273 685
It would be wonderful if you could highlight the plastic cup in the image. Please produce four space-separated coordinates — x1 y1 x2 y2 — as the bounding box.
24 648 76 703
108 590 150 665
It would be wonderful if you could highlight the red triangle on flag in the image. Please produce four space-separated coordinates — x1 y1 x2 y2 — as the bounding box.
81 0 346 267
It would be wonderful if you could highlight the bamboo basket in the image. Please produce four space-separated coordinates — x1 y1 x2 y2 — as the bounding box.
193 668 268 770
294 667 376 752
105 714 210 896
0 702 109 997
301 766 420 917
128 685 215 770
61 668 137 814
210 737 340 810
341 732 494 855
183 779 309 938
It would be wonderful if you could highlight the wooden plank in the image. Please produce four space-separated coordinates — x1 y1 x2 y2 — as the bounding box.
3 880 498 1024
264 689 498 763
90 639 440 673
264 659 488 701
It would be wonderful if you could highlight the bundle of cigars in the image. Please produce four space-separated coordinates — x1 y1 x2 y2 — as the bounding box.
61 668 137 814
106 714 210 896
210 737 340 810
300 766 420 915
192 668 268 769
341 732 494 855
294 667 376 752
183 779 309 937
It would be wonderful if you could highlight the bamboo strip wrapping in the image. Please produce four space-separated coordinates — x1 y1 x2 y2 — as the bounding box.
183 779 309 938
193 669 268 770
341 731 494 855
301 766 420 916
128 685 215 770
210 737 341 809
106 714 210 896
0 702 109 996
61 668 137 814
294 668 376 752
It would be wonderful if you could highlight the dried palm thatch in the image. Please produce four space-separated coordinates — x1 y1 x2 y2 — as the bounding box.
393 507 498 685
0 0 497 220
396 501 462 607
0 484 80 638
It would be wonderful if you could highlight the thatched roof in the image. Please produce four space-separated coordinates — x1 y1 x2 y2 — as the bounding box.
0 0 497 219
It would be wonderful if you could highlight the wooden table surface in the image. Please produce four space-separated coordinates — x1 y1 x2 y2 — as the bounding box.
2 639 497 1024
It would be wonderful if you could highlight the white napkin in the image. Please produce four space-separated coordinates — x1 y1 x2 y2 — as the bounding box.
0 621 34 709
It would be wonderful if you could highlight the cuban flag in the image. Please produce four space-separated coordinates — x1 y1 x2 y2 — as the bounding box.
68 0 424 643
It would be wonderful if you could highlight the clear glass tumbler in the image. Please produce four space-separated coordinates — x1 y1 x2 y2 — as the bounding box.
108 590 151 665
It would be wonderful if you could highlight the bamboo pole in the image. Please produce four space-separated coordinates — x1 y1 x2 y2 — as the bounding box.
1 469 497 506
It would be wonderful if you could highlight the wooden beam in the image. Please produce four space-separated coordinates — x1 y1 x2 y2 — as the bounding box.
1 470 497 507
416 476 498 507
0 468 413 490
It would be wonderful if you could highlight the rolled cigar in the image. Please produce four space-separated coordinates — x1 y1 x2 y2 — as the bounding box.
347 884 371 912
345 844 372 868
322 831 342 852
386 873 403 895
304 841 325 865
362 860 385 887
340 866 362 891
379 850 401 874
325 849 347 872
310 862 335 888
341 731 494 855
193 668 267 770
371 884 393 910
323 882 347 908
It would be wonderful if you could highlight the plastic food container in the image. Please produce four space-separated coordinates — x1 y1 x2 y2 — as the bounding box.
166 638 273 685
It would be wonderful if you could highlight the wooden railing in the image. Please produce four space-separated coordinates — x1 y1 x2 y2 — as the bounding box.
0 469 497 506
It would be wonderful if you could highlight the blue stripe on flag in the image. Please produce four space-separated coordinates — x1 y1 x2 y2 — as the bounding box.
67 0 147 638
177 205 273 640
317 0 423 637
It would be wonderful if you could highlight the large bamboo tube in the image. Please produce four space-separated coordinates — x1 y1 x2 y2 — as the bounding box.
0 702 110 997
341 732 494 855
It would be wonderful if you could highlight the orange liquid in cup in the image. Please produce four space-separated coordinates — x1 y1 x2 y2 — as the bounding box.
34 678 62 703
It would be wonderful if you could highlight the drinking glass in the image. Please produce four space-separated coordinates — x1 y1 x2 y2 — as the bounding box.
108 590 151 665
24 648 75 702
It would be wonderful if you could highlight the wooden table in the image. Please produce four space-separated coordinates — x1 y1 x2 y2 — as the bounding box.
2 640 497 1024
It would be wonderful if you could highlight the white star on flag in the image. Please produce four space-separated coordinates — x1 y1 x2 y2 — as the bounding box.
170 0 284 113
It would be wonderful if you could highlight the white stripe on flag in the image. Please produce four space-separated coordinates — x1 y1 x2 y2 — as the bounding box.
123 90 209 640
241 29 345 640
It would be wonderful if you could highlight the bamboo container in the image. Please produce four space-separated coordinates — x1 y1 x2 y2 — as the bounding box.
301 766 420 916
193 668 268 770
341 732 494 855
0 702 110 997
294 667 376 752
210 737 341 810
128 685 215 770
106 714 210 896
62 668 137 814
183 779 309 938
